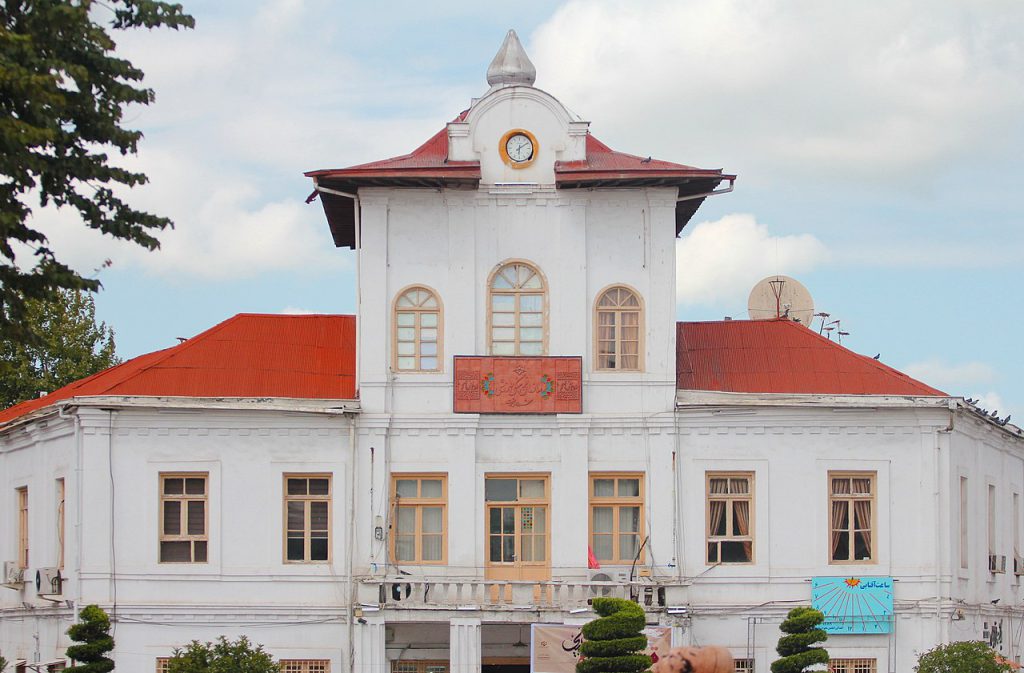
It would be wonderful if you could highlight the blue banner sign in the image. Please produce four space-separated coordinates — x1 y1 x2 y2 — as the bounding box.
811 576 894 634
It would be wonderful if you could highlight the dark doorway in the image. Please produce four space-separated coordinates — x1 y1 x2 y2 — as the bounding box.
482 666 530 673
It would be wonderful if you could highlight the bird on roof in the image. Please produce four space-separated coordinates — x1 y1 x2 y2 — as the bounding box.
873 354 880 360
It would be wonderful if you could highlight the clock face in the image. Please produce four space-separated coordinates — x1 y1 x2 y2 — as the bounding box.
505 133 534 163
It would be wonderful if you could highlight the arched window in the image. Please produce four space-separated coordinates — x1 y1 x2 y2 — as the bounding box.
393 286 442 372
595 286 642 370
488 261 546 356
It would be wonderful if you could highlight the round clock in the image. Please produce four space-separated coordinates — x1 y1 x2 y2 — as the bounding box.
499 129 538 168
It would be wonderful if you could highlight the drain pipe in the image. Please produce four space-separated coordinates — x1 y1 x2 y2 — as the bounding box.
346 414 357 673
676 177 735 203
935 400 956 645
58 404 83 623
314 179 362 395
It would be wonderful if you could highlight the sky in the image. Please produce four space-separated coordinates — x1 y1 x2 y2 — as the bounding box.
25 0 1024 420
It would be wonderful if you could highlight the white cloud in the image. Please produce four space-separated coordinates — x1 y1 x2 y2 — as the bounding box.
531 0 1024 184
280 306 316 315
972 391 1005 413
903 359 997 390
676 214 829 306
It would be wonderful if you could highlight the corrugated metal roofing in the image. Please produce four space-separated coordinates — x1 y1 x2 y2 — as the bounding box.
676 319 946 396
0 314 357 426
554 135 727 180
307 116 733 248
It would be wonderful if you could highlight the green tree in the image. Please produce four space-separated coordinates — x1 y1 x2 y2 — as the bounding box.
576 597 651 673
915 641 1014 673
0 0 194 344
771 607 829 673
1 652 8 672
165 636 279 673
66 604 114 673
0 288 119 409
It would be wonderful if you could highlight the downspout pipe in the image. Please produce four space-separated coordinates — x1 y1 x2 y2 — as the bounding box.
676 177 735 202
347 414 357 673
314 179 362 397
58 404 83 623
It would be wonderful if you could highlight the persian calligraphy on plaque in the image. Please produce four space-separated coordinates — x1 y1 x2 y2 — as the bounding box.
453 356 583 414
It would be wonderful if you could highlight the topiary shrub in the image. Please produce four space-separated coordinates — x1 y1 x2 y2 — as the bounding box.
577 597 651 673
66 605 115 673
915 640 1015 673
771 607 828 673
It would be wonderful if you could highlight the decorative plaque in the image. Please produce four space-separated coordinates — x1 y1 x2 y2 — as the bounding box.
453 356 583 414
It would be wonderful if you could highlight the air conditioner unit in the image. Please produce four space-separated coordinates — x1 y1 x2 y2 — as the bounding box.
587 570 627 597
36 567 62 596
3 561 24 587
989 554 1007 574
1015 555 1024 576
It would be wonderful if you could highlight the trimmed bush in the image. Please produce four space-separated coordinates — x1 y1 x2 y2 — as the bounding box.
577 598 651 673
771 607 828 673
66 605 115 673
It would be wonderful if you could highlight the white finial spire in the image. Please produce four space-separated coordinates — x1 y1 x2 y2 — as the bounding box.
486 29 536 87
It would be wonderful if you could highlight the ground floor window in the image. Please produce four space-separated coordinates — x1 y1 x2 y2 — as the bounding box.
281 661 331 673
392 662 449 673
829 659 877 673
156 659 170 673
734 658 754 673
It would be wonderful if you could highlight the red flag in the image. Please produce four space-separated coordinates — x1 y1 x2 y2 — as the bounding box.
587 546 601 570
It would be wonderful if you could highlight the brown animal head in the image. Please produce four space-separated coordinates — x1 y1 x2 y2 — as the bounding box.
651 646 735 673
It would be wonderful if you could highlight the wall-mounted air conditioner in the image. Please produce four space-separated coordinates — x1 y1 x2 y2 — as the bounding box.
36 567 62 596
989 554 1007 574
587 570 626 597
1014 555 1024 576
2 561 24 588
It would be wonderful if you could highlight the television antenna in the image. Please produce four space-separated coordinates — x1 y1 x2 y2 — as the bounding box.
747 275 814 326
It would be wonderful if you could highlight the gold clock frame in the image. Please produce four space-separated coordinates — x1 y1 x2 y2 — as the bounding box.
499 128 539 169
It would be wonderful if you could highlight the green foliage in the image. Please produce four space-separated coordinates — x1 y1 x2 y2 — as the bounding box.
914 641 1015 673
165 636 280 673
0 0 194 344
1 653 8 673
0 288 119 409
771 607 829 673
577 598 651 673
66 605 114 673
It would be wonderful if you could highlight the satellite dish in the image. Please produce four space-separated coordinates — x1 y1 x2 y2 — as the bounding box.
747 275 814 326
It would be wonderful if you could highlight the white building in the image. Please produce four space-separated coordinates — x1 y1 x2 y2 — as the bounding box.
3 30 1023 673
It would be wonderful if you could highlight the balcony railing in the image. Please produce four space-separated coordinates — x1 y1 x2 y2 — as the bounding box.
360 577 679 611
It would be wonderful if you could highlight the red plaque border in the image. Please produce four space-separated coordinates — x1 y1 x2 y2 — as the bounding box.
452 356 583 415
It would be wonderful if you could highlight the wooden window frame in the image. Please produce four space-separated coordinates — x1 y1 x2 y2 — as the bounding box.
593 284 644 372
829 658 877 673
391 661 449 673
734 658 755 673
280 661 331 673
484 473 551 568
283 474 332 564
487 260 548 357
391 474 448 565
706 472 755 565
156 658 170 673
57 478 65 570
589 473 645 564
392 285 443 373
17 486 28 569
828 471 877 565
158 472 209 564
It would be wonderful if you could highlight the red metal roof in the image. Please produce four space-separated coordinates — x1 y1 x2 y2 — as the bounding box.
676 319 946 396
0 314 357 426
555 135 728 182
306 117 733 247
305 127 481 182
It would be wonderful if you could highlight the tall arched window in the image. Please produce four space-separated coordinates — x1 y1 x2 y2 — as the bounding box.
488 261 546 356
393 286 442 372
595 286 642 370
